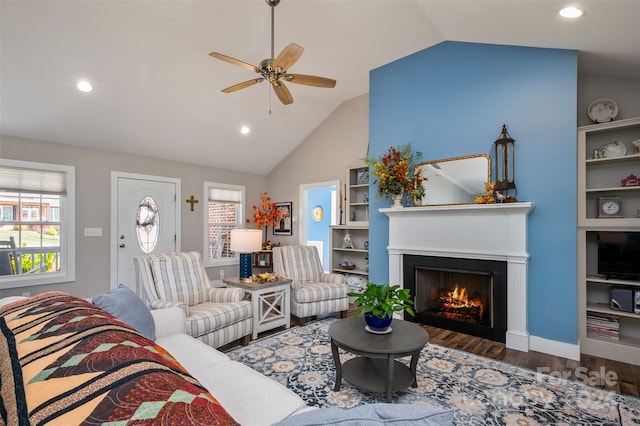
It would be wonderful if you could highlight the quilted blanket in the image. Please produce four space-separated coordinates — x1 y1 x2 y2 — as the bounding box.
0 292 239 425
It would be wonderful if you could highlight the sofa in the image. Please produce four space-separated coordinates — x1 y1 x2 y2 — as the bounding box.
1 291 453 425
0 291 310 425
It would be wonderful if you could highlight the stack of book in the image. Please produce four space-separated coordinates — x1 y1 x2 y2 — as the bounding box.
586 311 620 340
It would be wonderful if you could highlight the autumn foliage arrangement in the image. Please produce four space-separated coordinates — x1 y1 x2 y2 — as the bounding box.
365 144 425 202
250 192 289 247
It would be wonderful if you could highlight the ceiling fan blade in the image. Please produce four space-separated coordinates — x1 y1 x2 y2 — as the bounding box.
272 82 294 105
222 78 264 93
209 52 258 72
286 74 336 88
274 43 304 71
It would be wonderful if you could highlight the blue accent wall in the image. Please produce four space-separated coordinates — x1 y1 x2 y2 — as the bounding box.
368 41 578 344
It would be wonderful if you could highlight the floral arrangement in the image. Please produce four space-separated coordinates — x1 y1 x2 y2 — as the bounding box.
365 144 425 201
250 192 289 247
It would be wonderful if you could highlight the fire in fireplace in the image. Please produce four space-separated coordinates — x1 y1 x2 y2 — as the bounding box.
403 255 507 342
433 283 485 322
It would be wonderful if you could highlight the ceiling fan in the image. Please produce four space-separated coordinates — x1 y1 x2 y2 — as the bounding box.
209 0 336 106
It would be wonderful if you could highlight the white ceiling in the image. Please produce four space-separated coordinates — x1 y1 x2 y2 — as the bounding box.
1 0 639 175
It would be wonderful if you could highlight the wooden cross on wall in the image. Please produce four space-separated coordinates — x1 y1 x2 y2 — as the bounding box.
186 195 199 211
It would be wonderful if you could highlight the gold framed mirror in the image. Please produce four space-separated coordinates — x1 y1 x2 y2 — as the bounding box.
414 154 491 206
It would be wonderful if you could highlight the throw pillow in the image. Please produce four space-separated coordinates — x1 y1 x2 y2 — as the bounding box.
274 403 453 426
92 284 156 340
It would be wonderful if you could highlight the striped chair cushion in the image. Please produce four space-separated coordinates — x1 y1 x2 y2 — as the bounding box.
150 252 209 306
278 246 322 283
293 281 349 303
187 301 252 339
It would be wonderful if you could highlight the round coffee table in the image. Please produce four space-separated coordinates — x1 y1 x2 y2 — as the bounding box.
328 317 429 402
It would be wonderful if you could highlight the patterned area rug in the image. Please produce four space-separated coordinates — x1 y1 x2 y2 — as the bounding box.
227 318 640 425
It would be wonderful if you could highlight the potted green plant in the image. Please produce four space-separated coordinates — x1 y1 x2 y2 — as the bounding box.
347 281 415 332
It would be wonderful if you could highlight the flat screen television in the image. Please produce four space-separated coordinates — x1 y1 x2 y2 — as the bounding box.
597 231 640 280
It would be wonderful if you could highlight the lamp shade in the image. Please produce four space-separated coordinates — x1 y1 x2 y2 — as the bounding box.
230 228 263 280
230 229 263 253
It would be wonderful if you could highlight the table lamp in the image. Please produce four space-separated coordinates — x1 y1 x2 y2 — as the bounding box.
230 228 263 281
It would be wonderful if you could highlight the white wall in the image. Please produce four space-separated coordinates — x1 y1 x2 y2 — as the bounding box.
0 135 267 299
266 94 370 245
578 73 640 127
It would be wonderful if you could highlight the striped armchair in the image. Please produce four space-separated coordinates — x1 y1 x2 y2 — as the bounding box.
134 252 252 348
273 245 349 326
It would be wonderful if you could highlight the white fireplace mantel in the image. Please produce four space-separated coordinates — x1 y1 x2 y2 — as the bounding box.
382 202 534 352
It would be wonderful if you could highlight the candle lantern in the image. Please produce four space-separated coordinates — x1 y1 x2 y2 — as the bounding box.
494 124 517 196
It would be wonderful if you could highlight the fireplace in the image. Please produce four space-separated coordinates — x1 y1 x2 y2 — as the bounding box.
403 255 507 342
382 203 533 352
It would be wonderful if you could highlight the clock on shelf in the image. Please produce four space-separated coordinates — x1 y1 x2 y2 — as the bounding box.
598 196 623 218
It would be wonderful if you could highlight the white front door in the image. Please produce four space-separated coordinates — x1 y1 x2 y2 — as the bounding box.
111 173 180 294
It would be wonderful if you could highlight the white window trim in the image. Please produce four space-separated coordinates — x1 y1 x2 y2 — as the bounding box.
0 159 75 289
203 182 244 268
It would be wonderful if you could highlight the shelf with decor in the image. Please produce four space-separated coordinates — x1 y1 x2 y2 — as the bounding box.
344 164 369 226
329 225 368 278
577 229 640 365
578 117 640 227
577 116 640 365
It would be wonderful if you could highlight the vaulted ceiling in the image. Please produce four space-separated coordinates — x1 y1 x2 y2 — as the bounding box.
2 1 639 174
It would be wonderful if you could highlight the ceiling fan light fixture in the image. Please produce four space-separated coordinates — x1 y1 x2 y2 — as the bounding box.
209 0 335 105
559 6 584 18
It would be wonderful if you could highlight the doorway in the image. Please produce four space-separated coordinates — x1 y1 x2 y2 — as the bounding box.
299 180 339 271
110 172 181 294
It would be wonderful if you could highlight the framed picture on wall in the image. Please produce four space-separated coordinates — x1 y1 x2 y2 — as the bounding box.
273 202 293 236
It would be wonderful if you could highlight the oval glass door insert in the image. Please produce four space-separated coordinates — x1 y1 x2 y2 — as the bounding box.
136 196 159 253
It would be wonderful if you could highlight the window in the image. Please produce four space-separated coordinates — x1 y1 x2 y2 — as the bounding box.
0 159 75 288
203 182 245 267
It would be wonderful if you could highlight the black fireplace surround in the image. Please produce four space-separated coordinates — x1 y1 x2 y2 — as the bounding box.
403 254 507 342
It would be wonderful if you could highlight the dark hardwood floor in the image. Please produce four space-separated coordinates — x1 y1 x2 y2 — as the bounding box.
422 324 640 398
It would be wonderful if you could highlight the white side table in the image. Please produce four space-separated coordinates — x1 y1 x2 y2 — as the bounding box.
223 276 291 340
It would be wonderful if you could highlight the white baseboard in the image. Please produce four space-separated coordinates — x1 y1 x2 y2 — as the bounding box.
530 335 580 361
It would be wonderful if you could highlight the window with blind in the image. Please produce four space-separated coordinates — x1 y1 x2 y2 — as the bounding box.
0 159 75 288
203 182 245 267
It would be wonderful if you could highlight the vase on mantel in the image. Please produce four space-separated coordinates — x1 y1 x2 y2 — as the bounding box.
391 192 404 208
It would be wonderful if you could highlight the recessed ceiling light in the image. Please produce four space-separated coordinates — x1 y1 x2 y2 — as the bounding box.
559 6 584 18
240 126 250 135
76 80 93 92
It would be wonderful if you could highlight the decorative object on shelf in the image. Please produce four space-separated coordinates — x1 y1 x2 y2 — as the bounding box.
311 206 323 222
357 169 369 185
339 184 345 225
347 281 414 333
230 228 263 281
598 196 623 218
185 195 199 211
592 148 601 159
251 192 290 247
364 144 424 206
622 174 640 187
494 124 517 200
391 193 404 208
632 139 640 154
362 192 369 203
474 181 497 204
599 141 627 158
417 153 492 206
339 261 356 270
342 233 354 249
588 98 618 123
363 240 369 250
